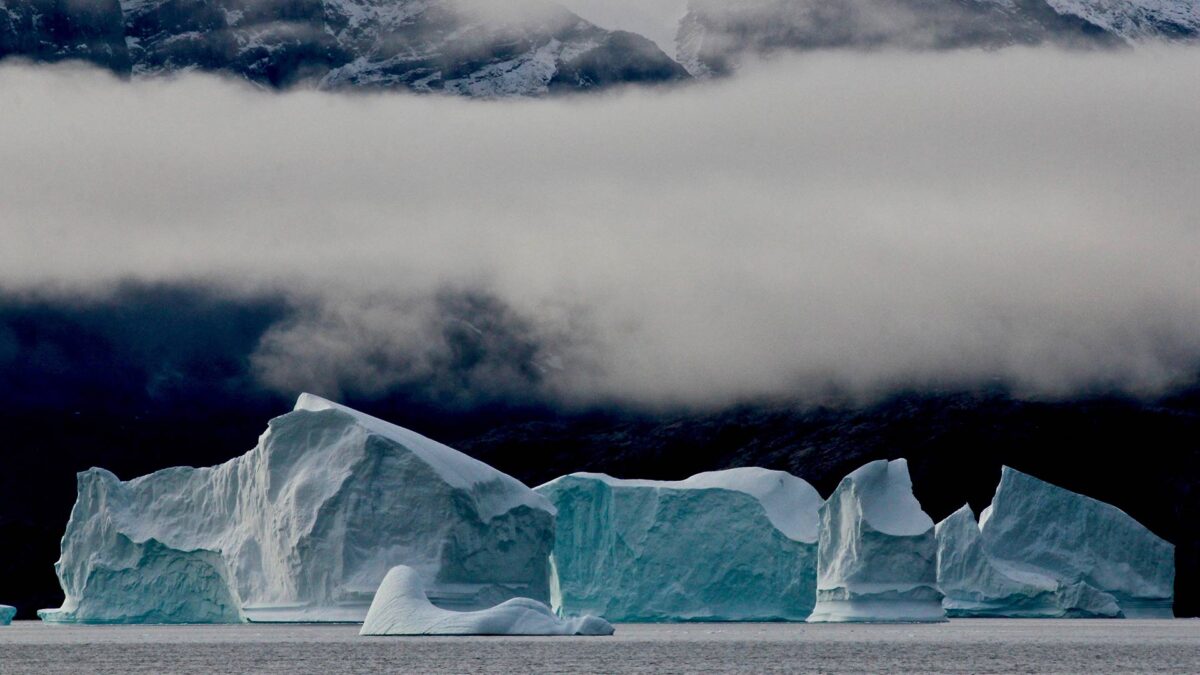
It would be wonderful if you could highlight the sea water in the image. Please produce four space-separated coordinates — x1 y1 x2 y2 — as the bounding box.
1 620 1197 673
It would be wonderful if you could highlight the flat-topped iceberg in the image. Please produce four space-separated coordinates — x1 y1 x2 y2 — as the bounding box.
360 565 613 636
808 459 945 623
1 604 14 625
936 505 1121 618
40 394 556 624
536 467 821 621
938 466 1174 618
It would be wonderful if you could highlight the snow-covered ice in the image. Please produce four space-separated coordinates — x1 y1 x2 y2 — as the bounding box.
808 459 946 623
536 468 822 621
940 466 1174 618
0 604 15 625
359 565 613 636
40 394 556 624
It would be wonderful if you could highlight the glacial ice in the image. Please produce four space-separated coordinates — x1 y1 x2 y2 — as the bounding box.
40 394 556 624
536 468 822 621
1 604 15 625
938 466 1174 618
807 459 946 623
359 565 614 636
936 505 1121 618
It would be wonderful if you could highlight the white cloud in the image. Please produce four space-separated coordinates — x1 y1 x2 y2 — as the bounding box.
1 48 1199 407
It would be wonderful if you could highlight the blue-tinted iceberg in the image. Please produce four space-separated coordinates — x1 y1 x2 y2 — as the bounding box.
360 565 613 636
938 466 1174 618
536 468 822 622
808 459 946 623
0 604 14 625
37 532 245 624
936 505 1121 618
40 394 555 624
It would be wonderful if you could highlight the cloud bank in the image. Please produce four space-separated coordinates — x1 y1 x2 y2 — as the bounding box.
1 48 1199 408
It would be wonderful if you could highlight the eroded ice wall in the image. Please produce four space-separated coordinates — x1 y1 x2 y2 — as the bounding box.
809 458 945 623
41 394 556 623
538 467 821 621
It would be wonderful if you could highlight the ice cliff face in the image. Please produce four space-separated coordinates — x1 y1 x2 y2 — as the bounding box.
359 565 613 635
808 458 946 623
936 505 1122 617
536 468 822 621
40 394 556 623
0 0 688 95
962 466 1175 618
676 0 1198 76
0 604 15 625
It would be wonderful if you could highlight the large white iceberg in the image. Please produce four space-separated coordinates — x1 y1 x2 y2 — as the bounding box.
1 604 14 625
360 565 614 636
808 458 946 623
937 466 1174 618
40 394 556 624
936 505 1121 618
536 468 821 621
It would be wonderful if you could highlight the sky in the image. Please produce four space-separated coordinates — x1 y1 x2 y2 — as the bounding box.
2 48 1199 409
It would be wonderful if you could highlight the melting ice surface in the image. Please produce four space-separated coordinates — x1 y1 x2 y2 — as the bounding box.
808 459 946 623
39 394 555 624
359 566 613 636
537 468 822 621
937 466 1175 618
1 605 15 625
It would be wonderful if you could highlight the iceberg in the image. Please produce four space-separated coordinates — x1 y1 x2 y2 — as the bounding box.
936 505 1121 618
940 466 1174 618
536 468 821 621
360 565 614 636
37 533 246 624
1 605 14 625
808 458 946 623
40 394 556 624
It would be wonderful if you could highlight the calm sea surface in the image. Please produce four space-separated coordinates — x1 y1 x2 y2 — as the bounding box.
1 619 1197 674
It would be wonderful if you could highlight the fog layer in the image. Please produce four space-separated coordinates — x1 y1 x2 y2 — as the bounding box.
2 49 1198 407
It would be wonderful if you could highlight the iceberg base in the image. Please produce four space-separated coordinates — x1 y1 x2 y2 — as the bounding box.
0 605 15 625
807 599 948 623
360 566 614 636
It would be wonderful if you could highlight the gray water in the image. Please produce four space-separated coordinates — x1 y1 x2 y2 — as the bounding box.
1 620 1197 674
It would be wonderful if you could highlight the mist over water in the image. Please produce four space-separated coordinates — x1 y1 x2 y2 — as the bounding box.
2 48 1199 408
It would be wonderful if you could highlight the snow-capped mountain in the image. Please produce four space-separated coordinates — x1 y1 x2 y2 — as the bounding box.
1 0 689 95
1046 0 1200 39
677 0 1200 76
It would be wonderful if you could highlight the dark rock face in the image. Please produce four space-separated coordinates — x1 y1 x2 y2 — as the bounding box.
676 0 1197 75
0 0 689 94
1 0 130 72
550 30 691 93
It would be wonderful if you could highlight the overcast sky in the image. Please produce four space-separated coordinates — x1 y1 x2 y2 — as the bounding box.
2 48 1198 408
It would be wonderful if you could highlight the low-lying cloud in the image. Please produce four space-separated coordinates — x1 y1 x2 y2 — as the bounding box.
2 48 1199 408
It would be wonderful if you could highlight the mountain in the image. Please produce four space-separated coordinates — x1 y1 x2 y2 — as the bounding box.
0 0 130 71
676 0 1200 75
0 0 689 94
